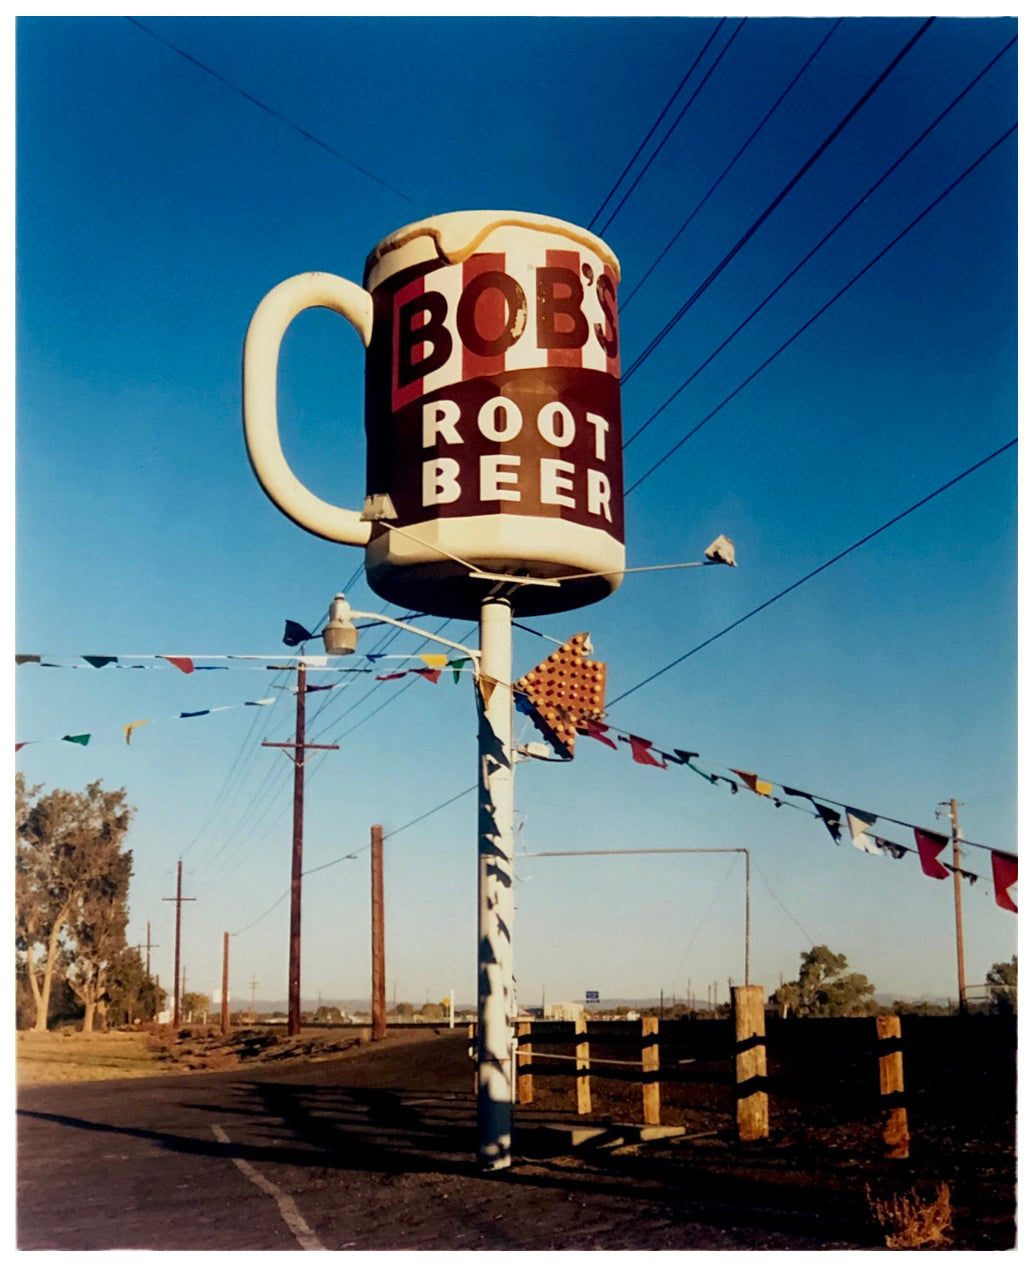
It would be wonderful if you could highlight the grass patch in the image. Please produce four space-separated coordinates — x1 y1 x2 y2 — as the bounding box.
866 1181 952 1249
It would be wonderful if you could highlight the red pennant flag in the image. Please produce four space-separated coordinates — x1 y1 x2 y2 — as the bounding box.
15 742 28 752
991 851 1018 912
164 656 195 674
628 735 666 768
580 719 617 749
914 828 950 879
413 668 442 684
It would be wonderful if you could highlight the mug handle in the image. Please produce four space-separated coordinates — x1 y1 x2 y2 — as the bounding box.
243 271 374 547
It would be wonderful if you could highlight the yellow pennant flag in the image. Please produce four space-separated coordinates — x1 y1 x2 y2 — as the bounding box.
419 653 449 669
123 720 151 746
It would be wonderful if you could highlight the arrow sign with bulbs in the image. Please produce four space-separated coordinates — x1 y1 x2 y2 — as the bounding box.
513 632 607 759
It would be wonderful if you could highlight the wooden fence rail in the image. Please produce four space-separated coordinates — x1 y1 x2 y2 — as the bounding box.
475 1011 919 1154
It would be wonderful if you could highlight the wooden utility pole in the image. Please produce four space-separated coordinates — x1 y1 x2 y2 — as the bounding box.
949 799 967 1013
371 824 387 1041
262 661 339 1038
221 932 230 1035
162 860 195 1026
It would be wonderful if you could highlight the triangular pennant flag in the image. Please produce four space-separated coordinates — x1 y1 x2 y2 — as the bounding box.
83 656 117 669
123 720 151 746
15 654 41 665
628 735 666 768
163 656 195 674
581 718 617 749
686 760 719 785
731 769 772 797
305 683 334 693
477 676 497 709
872 836 907 860
991 851 1018 912
413 667 442 684
179 710 210 719
419 654 449 669
449 658 470 683
245 697 275 706
15 742 30 751
283 620 316 647
62 733 90 746
913 828 950 879
781 785 812 801
376 672 407 681
814 802 842 842
673 749 699 765
845 808 880 852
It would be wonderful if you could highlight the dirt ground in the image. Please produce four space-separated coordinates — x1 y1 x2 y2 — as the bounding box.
15 1022 384 1085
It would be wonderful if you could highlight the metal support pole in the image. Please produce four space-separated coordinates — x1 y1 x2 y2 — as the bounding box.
476 597 515 1171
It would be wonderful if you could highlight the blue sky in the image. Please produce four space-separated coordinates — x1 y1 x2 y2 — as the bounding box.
16 14 1016 1010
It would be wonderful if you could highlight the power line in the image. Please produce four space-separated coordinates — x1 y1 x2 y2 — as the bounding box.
622 36 1017 454
609 436 1016 707
126 17 413 204
596 19 747 236
621 16 935 386
588 19 727 231
624 122 1017 495
622 18 842 310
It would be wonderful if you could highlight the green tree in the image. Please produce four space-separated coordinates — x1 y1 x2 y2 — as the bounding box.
182 992 210 1022
986 956 1017 1015
65 844 132 1032
106 947 165 1026
16 775 135 1032
772 945 877 1018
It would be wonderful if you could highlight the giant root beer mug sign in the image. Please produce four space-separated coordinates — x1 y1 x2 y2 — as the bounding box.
243 210 624 618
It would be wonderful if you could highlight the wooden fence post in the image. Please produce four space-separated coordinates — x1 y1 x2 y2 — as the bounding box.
733 984 769 1141
575 1015 591 1115
517 1020 533 1104
641 1015 660 1125
876 1015 909 1159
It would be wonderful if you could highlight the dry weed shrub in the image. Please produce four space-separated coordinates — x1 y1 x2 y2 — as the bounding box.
866 1181 952 1249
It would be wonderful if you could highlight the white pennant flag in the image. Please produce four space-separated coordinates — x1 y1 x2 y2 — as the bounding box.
846 807 880 854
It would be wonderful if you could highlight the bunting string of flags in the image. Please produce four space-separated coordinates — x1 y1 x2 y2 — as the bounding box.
565 712 1016 914
17 646 1016 913
14 652 448 672
15 694 283 751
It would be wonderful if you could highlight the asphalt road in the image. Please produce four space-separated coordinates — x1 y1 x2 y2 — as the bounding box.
17 1031 860 1251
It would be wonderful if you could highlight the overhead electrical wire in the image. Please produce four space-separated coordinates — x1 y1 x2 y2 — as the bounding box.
125 17 413 204
588 18 727 231
622 35 1018 454
621 18 842 310
610 436 1017 708
596 18 748 237
624 121 1017 495
620 15 936 386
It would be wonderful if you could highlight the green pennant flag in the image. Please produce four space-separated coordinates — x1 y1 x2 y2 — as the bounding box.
449 657 470 683
83 656 117 669
62 734 91 746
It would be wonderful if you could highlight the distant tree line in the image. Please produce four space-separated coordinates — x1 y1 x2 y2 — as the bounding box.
15 774 164 1031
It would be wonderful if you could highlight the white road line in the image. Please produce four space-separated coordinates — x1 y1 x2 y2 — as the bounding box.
211 1124 326 1251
